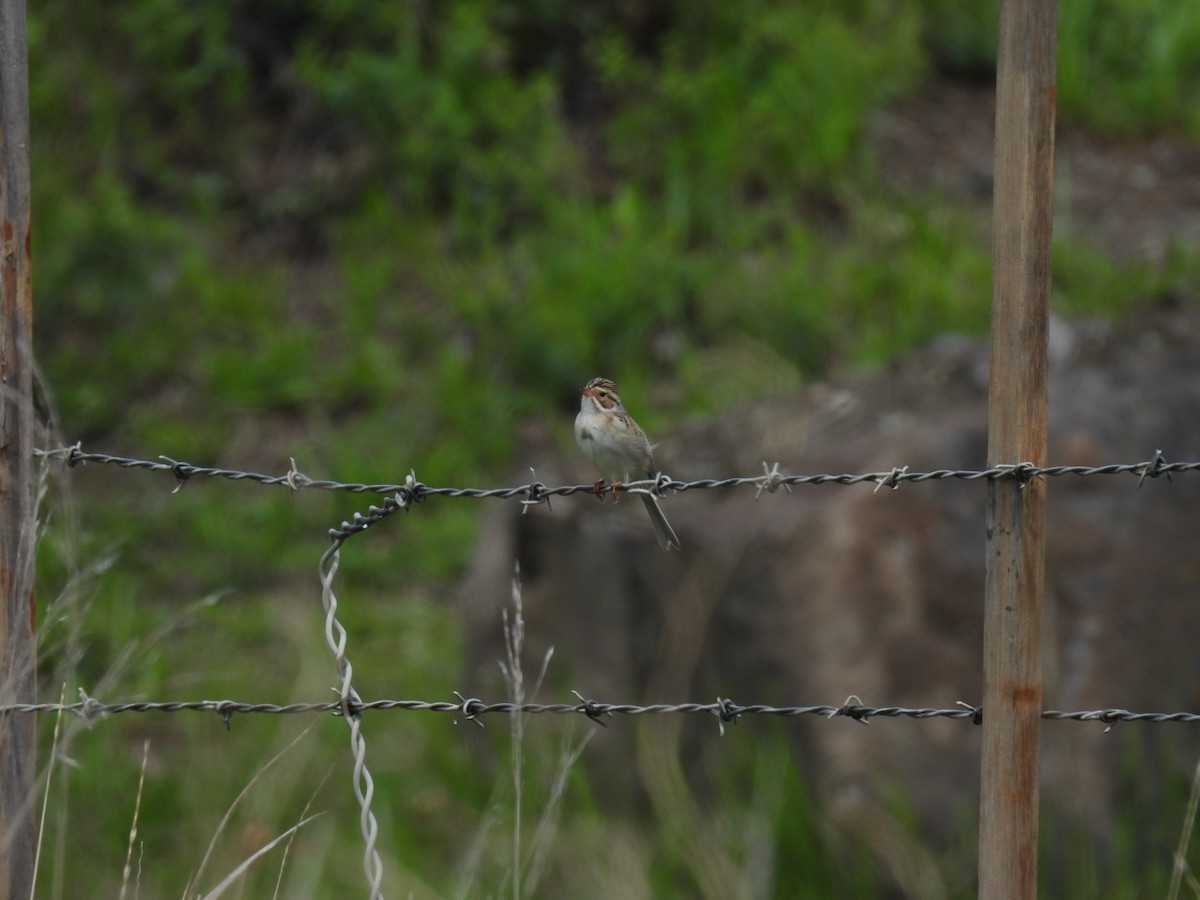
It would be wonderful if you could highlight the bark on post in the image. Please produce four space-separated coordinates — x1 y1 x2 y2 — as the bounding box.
979 1 1057 897
0 0 38 893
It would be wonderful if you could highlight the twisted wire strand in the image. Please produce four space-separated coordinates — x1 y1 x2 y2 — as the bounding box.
318 544 384 900
35 444 1198 505
36 439 1200 898
13 696 1200 727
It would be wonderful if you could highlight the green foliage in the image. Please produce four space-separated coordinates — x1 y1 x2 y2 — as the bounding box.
920 0 1200 138
294 0 580 247
597 1 924 243
826 204 993 365
1058 0 1200 139
1053 236 1199 319
34 173 195 437
1039 733 1199 898
918 0 998 80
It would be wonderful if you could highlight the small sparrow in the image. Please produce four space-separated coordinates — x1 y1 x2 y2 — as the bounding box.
574 376 681 550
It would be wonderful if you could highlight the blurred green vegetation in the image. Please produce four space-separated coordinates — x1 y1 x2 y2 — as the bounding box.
26 0 1200 896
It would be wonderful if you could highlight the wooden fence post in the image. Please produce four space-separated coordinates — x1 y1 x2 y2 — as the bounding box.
0 0 38 894
979 1 1057 898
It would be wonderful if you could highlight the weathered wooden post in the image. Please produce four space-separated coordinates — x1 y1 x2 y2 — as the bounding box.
979 1 1057 897
0 0 38 894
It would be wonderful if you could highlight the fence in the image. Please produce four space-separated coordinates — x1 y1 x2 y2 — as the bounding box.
3 1 1196 897
16 444 1200 897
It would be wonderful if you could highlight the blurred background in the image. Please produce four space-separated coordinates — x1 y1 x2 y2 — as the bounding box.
29 0 1200 897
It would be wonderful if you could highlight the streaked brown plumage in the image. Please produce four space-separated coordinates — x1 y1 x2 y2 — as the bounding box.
574 377 680 550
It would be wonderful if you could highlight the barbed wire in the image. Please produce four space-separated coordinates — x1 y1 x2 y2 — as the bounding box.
34 444 1198 512
37 439 1200 898
10 693 1200 731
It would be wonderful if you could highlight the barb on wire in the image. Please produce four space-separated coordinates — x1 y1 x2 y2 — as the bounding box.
1137 448 1171 488
34 437 1200 899
35 443 1200 505
6 695 1199 727
873 467 908 494
754 462 791 498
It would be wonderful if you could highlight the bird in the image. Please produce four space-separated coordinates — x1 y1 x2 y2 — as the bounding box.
574 376 681 550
